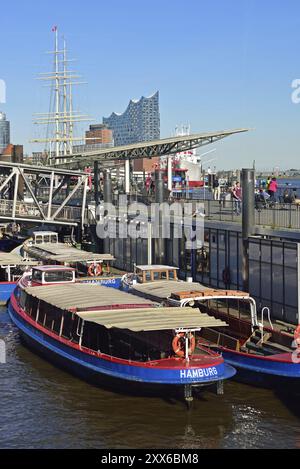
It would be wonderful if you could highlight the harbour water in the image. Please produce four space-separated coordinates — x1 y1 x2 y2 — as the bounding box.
1 307 300 449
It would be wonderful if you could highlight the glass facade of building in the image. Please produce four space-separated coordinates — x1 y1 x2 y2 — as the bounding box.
103 92 160 146
0 112 10 153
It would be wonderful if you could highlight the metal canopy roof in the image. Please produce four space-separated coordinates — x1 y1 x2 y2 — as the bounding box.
76 307 228 332
25 283 154 310
0 160 85 176
54 128 249 169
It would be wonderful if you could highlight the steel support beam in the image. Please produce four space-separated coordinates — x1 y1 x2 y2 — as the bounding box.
47 171 55 219
51 175 88 220
12 171 19 219
18 169 46 220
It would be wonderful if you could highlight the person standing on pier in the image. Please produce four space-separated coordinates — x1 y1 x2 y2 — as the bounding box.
213 178 221 200
232 182 242 215
268 177 278 202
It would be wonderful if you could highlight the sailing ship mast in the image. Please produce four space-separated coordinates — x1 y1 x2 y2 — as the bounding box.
32 26 90 163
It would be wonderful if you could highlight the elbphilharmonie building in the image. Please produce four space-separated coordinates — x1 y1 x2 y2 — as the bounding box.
103 91 160 146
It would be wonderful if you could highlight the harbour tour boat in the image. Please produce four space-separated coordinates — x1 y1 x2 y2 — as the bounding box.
0 230 122 304
8 265 236 404
125 265 300 392
22 231 123 288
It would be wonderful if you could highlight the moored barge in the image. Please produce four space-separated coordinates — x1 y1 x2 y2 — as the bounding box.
8 265 236 403
126 265 300 392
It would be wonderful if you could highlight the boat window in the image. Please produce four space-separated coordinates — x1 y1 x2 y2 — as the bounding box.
61 312 80 342
44 306 63 334
44 270 74 283
32 269 43 283
44 235 50 243
19 290 26 308
82 322 110 353
25 295 39 319
37 300 47 326
34 235 43 244
61 311 73 339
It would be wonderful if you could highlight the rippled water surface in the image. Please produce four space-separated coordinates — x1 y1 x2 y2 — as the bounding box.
1 307 300 449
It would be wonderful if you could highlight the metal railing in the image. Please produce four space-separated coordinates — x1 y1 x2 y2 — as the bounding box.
110 193 300 230
0 198 83 222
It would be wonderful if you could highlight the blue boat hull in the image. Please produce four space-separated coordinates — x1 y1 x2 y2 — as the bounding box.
8 300 236 398
0 282 16 305
219 348 300 392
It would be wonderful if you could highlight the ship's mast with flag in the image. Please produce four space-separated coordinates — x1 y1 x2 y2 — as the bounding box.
31 26 91 163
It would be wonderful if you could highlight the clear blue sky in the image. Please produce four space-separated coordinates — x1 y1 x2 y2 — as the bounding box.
1 0 300 170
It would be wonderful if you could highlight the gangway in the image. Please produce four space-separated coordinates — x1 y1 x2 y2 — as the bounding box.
0 161 89 227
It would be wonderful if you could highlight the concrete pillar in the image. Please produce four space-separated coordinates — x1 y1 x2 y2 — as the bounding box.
103 170 112 204
154 170 165 265
125 159 130 194
241 168 255 292
103 170 112 255
94 161 100 207
155 169 164 204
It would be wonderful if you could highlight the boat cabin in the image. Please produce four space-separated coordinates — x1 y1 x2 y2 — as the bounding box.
32 231 58 245
135 265 178 283
31 266 76 286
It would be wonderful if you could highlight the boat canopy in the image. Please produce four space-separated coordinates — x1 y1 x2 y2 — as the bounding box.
25 283 154 310
76 307 228 332
24 242 115 264
0 253 40 267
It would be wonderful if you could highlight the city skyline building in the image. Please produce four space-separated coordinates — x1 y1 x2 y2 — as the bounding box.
0 112 10 154
85 123 113 146
103 91 160 146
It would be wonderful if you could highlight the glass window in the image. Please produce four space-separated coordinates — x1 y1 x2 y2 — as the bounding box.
32 269 43 283
44 270 74 283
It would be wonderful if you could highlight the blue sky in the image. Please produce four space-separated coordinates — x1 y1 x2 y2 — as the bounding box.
1 0 300 169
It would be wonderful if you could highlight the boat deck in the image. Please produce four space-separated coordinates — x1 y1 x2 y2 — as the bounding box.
131 280 207 301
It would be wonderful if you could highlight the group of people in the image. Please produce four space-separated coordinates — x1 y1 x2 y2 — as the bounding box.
265 177 278 202
212 179 242 215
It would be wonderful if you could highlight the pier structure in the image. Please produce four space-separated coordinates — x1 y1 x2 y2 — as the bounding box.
0 161 90 227
0 128 248 230
53 129 249 197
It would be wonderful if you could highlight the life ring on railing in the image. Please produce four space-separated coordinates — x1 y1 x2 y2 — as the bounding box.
95 263 103 276
172 332 195 358
88 264 96 277
294 325 300 342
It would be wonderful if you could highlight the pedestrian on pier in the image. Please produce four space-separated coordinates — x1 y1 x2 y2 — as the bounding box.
213 178 221 200
232 182 242 215
268 177 278 202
